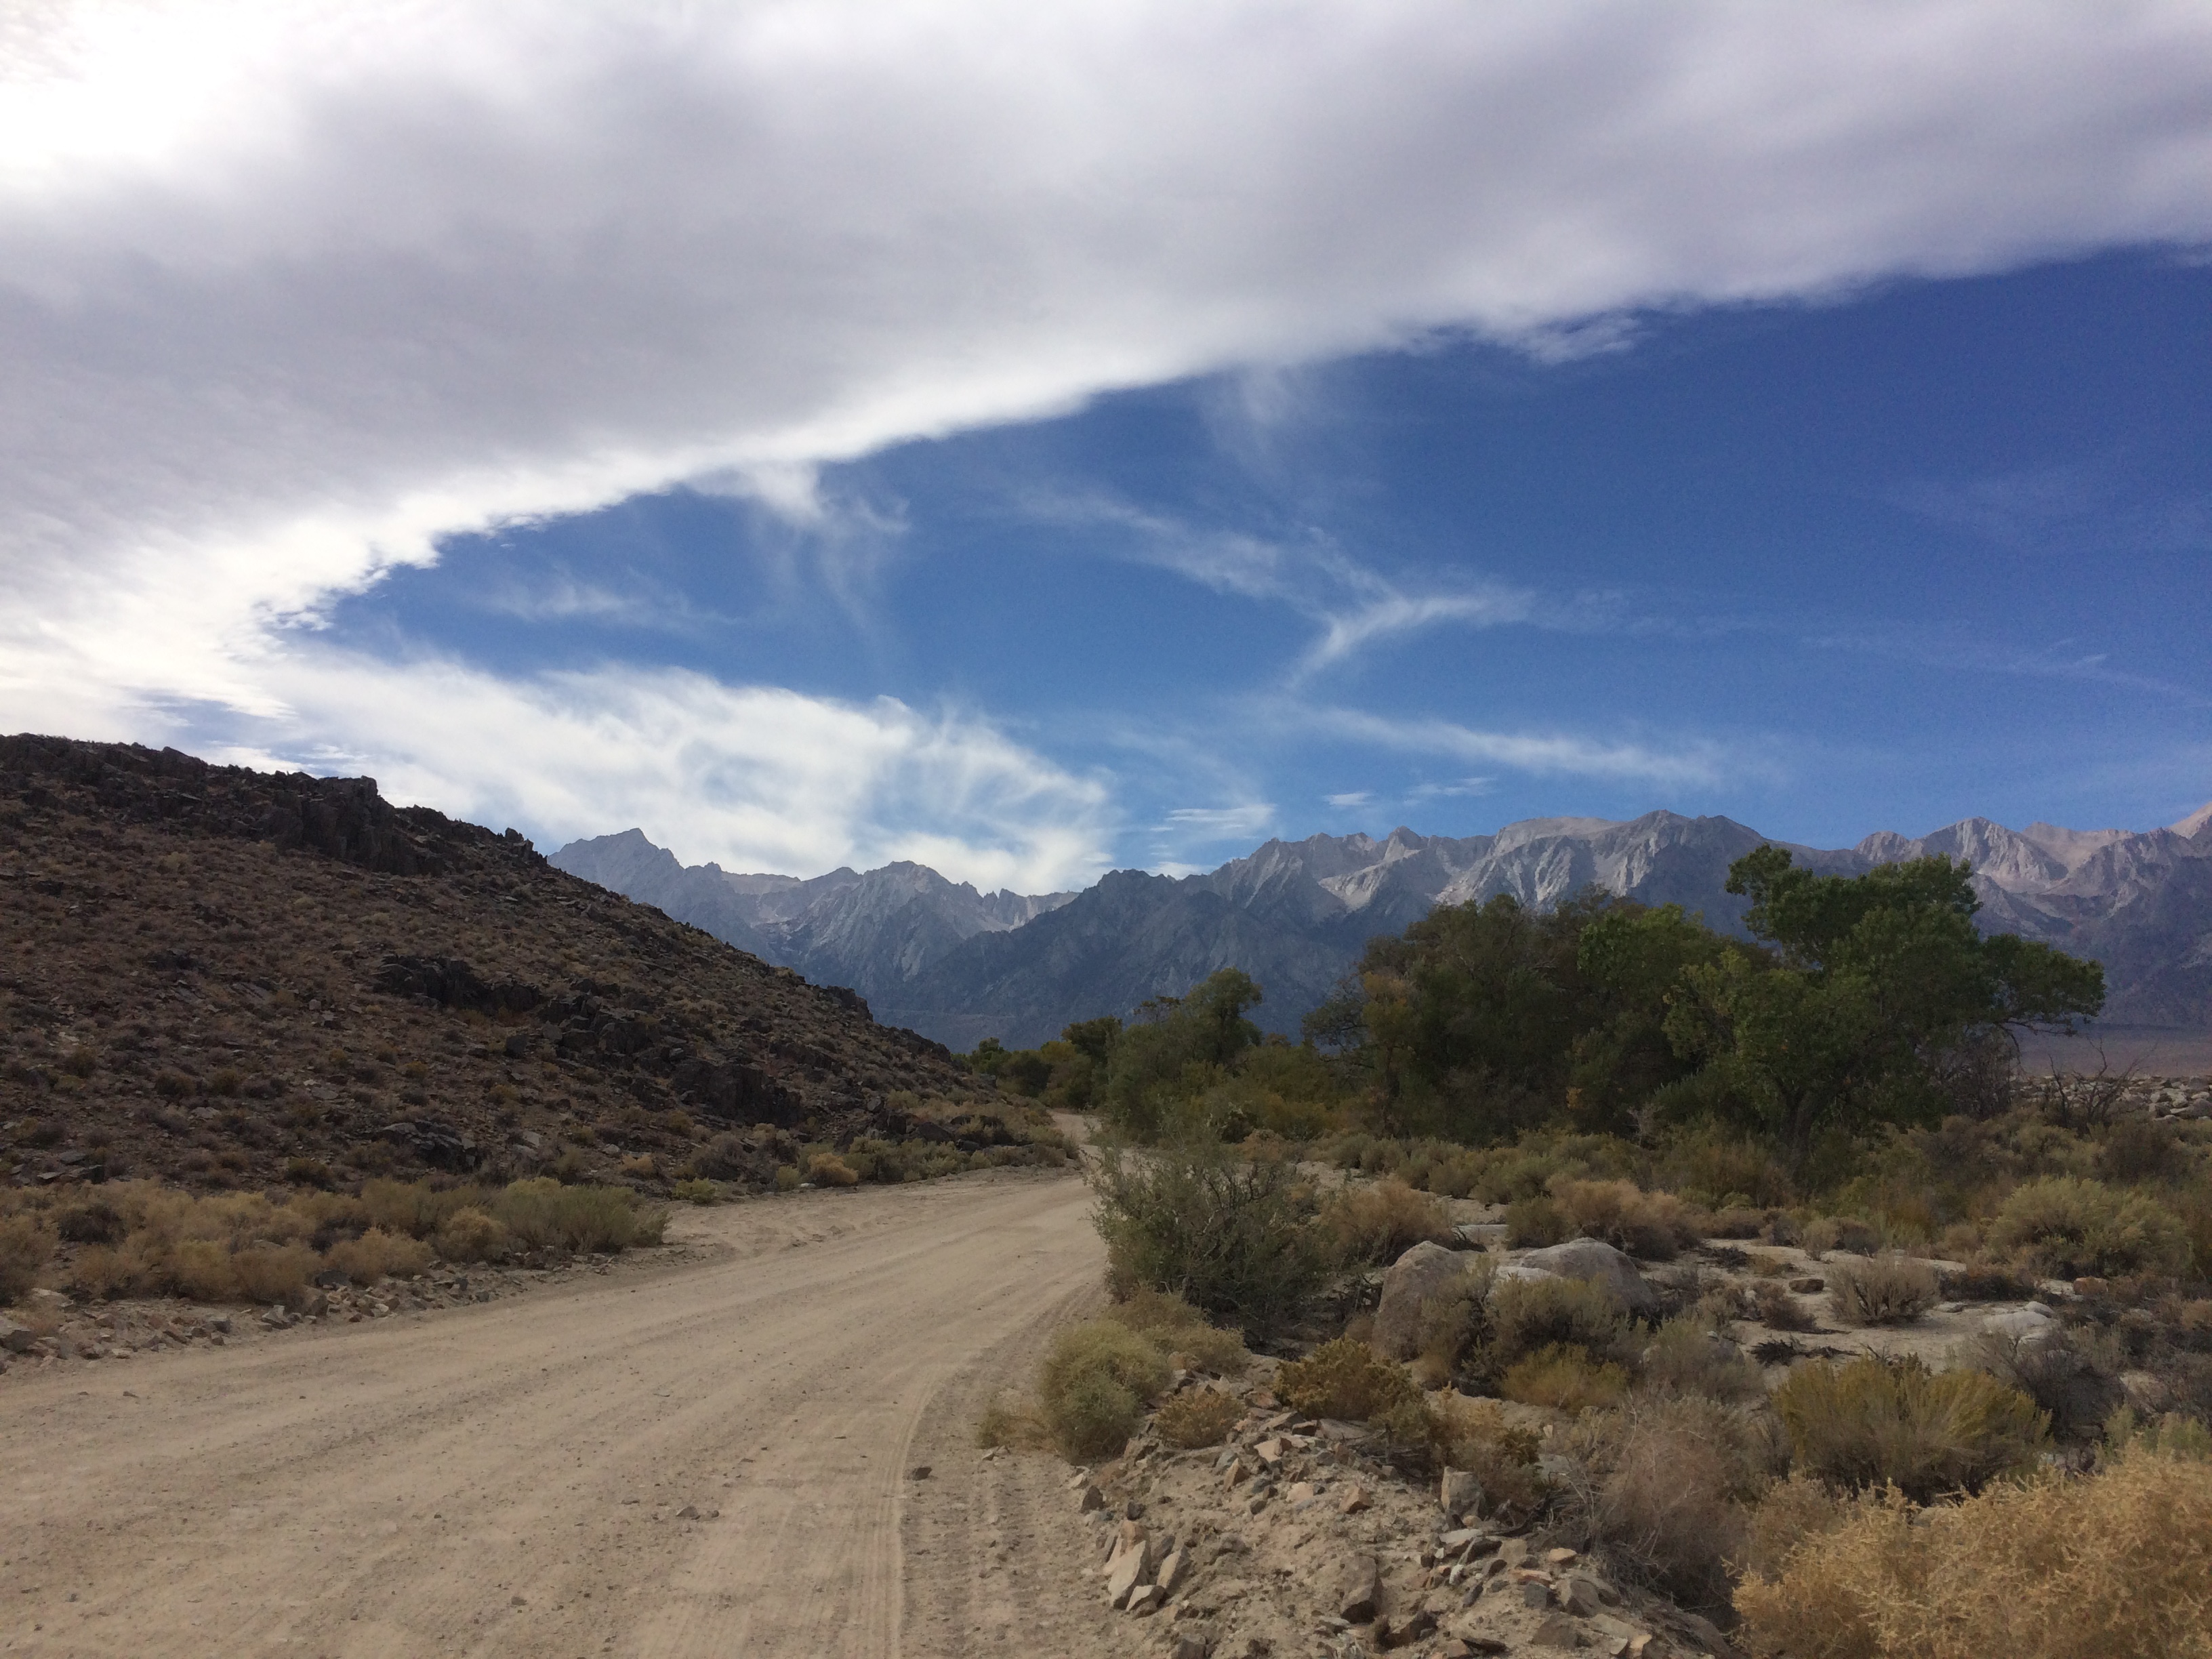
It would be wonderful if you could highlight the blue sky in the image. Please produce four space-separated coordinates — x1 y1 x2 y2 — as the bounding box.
326 251 2212 878
4 4 2210 890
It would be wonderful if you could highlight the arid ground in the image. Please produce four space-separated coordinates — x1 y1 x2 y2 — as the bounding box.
2 1166 1132 1659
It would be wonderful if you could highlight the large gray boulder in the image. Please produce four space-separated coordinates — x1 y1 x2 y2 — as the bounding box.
1373 1240 1480 1359
1494 1238 1655 1315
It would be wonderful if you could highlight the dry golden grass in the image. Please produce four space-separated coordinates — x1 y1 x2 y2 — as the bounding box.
1774 1355 2047 1502
1501 1343 1629 1413
1037 1319 1172 1460
1277 1336 1420 1422
1735 1450 2212 1659
1551 1178 1704 1261
1103 1288 1250 1376
1319 1178 1456 1265
1154 1387 1244 1448
1828 1254 1939 1326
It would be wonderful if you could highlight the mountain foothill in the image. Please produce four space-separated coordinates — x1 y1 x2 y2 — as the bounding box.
554 803 2212 1052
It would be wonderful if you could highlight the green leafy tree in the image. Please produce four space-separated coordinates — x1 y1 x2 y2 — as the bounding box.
1663 848 2104 1162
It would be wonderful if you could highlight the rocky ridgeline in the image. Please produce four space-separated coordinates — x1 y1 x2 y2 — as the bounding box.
0 736 1006 1196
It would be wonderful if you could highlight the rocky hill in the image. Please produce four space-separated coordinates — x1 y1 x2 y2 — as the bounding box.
0 737 1010 1195
558 804 2212 1049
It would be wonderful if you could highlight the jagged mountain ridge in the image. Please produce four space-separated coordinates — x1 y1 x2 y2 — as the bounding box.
550 830 1073 1017
555 804 2212 1049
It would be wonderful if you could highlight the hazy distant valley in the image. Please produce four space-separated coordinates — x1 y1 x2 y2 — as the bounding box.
555 804 2212 1049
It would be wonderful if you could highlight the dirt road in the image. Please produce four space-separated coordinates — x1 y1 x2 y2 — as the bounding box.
1 1168 1123 1658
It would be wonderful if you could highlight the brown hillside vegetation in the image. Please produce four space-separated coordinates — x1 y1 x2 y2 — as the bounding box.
0 736 1054 1208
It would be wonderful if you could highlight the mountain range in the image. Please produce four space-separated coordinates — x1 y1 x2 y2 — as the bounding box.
552 804 2212 1050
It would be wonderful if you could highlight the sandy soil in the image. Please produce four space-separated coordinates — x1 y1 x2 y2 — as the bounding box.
0 1167 1126 1659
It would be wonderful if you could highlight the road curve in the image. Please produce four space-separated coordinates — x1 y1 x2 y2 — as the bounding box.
1 1168 1103 1658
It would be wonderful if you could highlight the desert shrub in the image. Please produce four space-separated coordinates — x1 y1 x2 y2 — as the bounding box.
1828 1254 1939 1326
1091 1145 1326 1338
1504 1194 1570 1248
2107 1406 2212 1461
619 1153 660 1181
1565 1395 1785 1610
1774 1355 2048 1502
1038 1319 1172 1460
1706 1206 1770 1239
1551 1179 1702 1261
670 1179 718 1205
491 1179 666 1252
163 1237 235 1300
1746 1278 1818 1332
1103 1288 1249 1376
1967 1328 2123 1441
805 1152 860 1187
283 1158 336 1189
1987 1176 2190 1281
1637 1317 1767 1404
1382 1391 1547 1518
1735 1449 2212 1659
1277 1336 1420 1422
1486 1273 1631 1369
435 1206 510 1262
230 1242 321 1304
359 1178 467 1238
1321 1179 1454 1265
1408 1254 1498 1388
1155 1387 1244 1448
1803 1214 1883 1258
54 1200 124 1245
327 1227 431 1283
1940 1261 2039 1302
0 1213 55 1303
1502 1343 1629 1412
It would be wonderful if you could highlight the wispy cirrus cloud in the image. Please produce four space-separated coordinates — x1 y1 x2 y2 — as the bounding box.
1304 705 1744 790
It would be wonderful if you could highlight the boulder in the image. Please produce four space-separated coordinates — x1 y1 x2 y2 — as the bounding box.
1155 1548 1189 1597
0 1319 36 1355
1439 1468 1483 1520
1983 1303 2059 1345
1105 1525 1155 1608
1338 1553 1383 1623
1374 1241 1479 1359
1496 1239 1654 1314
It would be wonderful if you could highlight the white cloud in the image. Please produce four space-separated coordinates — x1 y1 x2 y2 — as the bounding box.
1162 804 1279 842
215 655 1116 893
5 0 2211 853
1309 706 1739 789
1326 791 1374 808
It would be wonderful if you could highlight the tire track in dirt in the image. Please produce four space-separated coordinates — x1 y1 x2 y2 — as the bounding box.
1 1168 1108 1659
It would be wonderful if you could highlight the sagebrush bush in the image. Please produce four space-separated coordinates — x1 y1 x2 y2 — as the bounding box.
1486 1273 1631 1370
230 1242 321 1304
1103 1288 1249 1376
327 1227 432 1284
1155 1387 1244 1448
1746 1278 1818 1332
1774 1355 2047 1502
1828 1254 1939 1326
1566 1395 1785 1610
1277 1336 1420 1422
1987 1176 2190 1281
1502 1343 1629 1412
805 1152 860 1187
1038 1319 1172 1460
491 1178 665 1252
1092 1145 1326 1338
0 1212 54 1304
1381 1391 1547 1517
1967 1328 2123 1441
1551 1178 1702 1261
1735 1449 2212 1659
1504 1194 1571 1248
1320 1179 1454 1265
670 1179 718 1205
435 1206 510 1262
1637 1317 1767 1404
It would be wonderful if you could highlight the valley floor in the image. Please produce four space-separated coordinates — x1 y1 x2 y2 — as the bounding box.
0 1167 1128 1659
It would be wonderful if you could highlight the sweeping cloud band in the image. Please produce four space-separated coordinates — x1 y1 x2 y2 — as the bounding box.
4 1 2209 882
